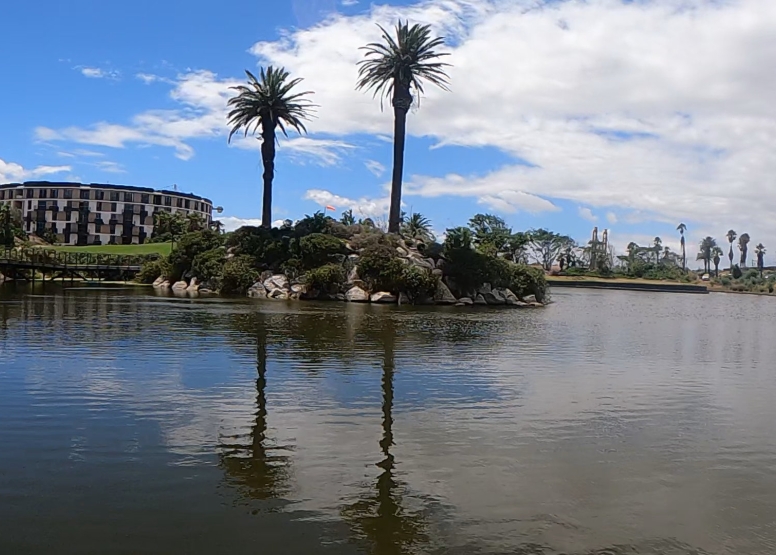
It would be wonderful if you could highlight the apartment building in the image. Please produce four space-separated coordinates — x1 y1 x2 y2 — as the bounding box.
0 181 213 246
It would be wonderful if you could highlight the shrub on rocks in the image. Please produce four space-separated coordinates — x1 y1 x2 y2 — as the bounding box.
136 258 171 284
298 233 346 269
305 263 346 295
220 255 260 294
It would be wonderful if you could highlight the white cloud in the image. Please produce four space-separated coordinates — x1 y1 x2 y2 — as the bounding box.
364 159 385 177
304 188 390 219
578 206 597 223
341 0 358 5
79 66 120 80
606 212 618 225
135 73 173 85
95 161 125 174
0 158 71 183
219 216 287 231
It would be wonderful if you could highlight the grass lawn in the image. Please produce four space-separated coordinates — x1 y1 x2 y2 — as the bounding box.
40 242 172 256
547 275 707 287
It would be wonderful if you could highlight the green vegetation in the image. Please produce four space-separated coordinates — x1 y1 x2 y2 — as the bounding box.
227 67 314 229
357 21 450 233
0 204 24 247
45 243 173 256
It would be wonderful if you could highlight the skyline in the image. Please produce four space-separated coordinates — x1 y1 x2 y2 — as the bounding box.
1 0 774 262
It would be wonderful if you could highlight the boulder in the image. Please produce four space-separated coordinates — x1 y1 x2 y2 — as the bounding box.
371 292 397 304
158 280 171 289
248 282 267 298
501 288 519 303
263 274 289 292
186 277 199 292
172 280 188 291
345 286 369 303
411 257 435 270
398 292 411 305
268 288 289 300
260 270 274 282
432 268 444 277
199 288 213 294
529 301 544 308
523 294 537 303
477 283 492 295
291 283 307 295
396 246 409 257
474 294 488 305
434 281 457 305
152 276 165 288
347 266 360 284
457 297 474 306
484 289 506 305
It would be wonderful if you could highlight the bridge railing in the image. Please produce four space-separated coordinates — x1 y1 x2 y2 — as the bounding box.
0 247 162 268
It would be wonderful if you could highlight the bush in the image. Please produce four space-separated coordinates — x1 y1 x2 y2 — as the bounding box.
731 264 743 279
720 276 731 286
280 257 304 280
191 248 226 283
220 255 260 294
349 229 398 252
169 230 224 281
744 268 760 280
304 263 346 294
358 244 405 292
400 266 438 299
298 233 345 269
293 212 333 237
136 258 171 284
507 264 548 301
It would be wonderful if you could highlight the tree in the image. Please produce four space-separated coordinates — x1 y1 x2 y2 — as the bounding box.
401 212 434 243
340 209 356 226
653 236 663 264
726 229 737 270
755 243 766 277
357 21 450 233
677 223 687 270
738 233 751 267
209 220 224 233
228 67 315 228
0 204 24 248
697 236 717 275
528 229 575 271
712 246 723 277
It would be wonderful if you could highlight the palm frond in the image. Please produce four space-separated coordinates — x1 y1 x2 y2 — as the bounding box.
227 66 316 143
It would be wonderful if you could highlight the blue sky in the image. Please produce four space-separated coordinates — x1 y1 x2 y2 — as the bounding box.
1 0 774 264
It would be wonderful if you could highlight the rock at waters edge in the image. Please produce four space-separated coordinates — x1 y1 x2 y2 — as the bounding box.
172 280 188 291
248 282 267 298
434 281 457 305
268 288 289 300
263 274 289 292
457 297 474 306
484 290 506 305
186 277 199 292
346 286 369 303
371 292 397 304
152 276 165 288
474 294 488 306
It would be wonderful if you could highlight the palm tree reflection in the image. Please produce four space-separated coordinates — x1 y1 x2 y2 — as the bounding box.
218 319 290 505
341 317 428 554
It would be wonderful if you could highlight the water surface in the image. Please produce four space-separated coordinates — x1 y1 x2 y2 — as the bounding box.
1 285 775 554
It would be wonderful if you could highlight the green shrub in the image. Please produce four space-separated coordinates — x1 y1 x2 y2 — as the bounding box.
136 258 171 284
349 230 398 252
220 255 260 294
720 276 731 286
400 266 438 299
507 264 548 301
744 268 760 280
358 244 405 292
191 248 226 283
731 265 743 279
304 263 346 294
280 257 304 280
298 233 345 269
169 230 224 281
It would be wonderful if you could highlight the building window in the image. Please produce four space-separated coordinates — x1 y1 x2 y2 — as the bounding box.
153 195 161 205
111 202 117 212
26 188 34 198
80 190 90 200
50 189 59 198
110 191 119 201
0 191 4 200
37 200 46 209
64 189 73 199
96 190 105 200
27 201 32 210
39 189 47 199
164 196 172 206
183 199 190 209
124 192 133 202
141 194 149 204
176 198 183 208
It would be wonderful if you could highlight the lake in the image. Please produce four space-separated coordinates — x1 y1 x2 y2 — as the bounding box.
1 285 775 554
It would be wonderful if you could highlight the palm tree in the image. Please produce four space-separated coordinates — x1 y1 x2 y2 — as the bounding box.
228 67 315 228
653 236 663 264
340 209 356 226
755 243 766 277
738 233 751 267
712 246 723 277
357 21 450 233
401 212 433 242
677 223 687 270
698 236 717 275
726 229 737 270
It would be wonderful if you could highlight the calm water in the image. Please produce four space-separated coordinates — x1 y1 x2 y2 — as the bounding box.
1 285 775 555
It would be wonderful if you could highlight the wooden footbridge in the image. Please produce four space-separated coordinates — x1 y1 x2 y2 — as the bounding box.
0 248 160 282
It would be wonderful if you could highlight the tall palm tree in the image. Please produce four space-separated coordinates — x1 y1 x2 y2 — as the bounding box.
738 233 751 267
653 236 663 264
712 246 723 277
755 243 766 277
357 21 450 233
726 229 737 270
698 236 717 275
677 223 687 270
228 67 315 228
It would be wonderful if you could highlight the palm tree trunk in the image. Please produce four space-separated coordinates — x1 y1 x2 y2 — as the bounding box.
260 124 276 228
388 87 411 234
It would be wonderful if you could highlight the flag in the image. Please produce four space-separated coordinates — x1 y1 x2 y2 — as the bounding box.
325 205 336 211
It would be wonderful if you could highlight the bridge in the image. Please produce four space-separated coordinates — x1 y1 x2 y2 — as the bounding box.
0 248 160 282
